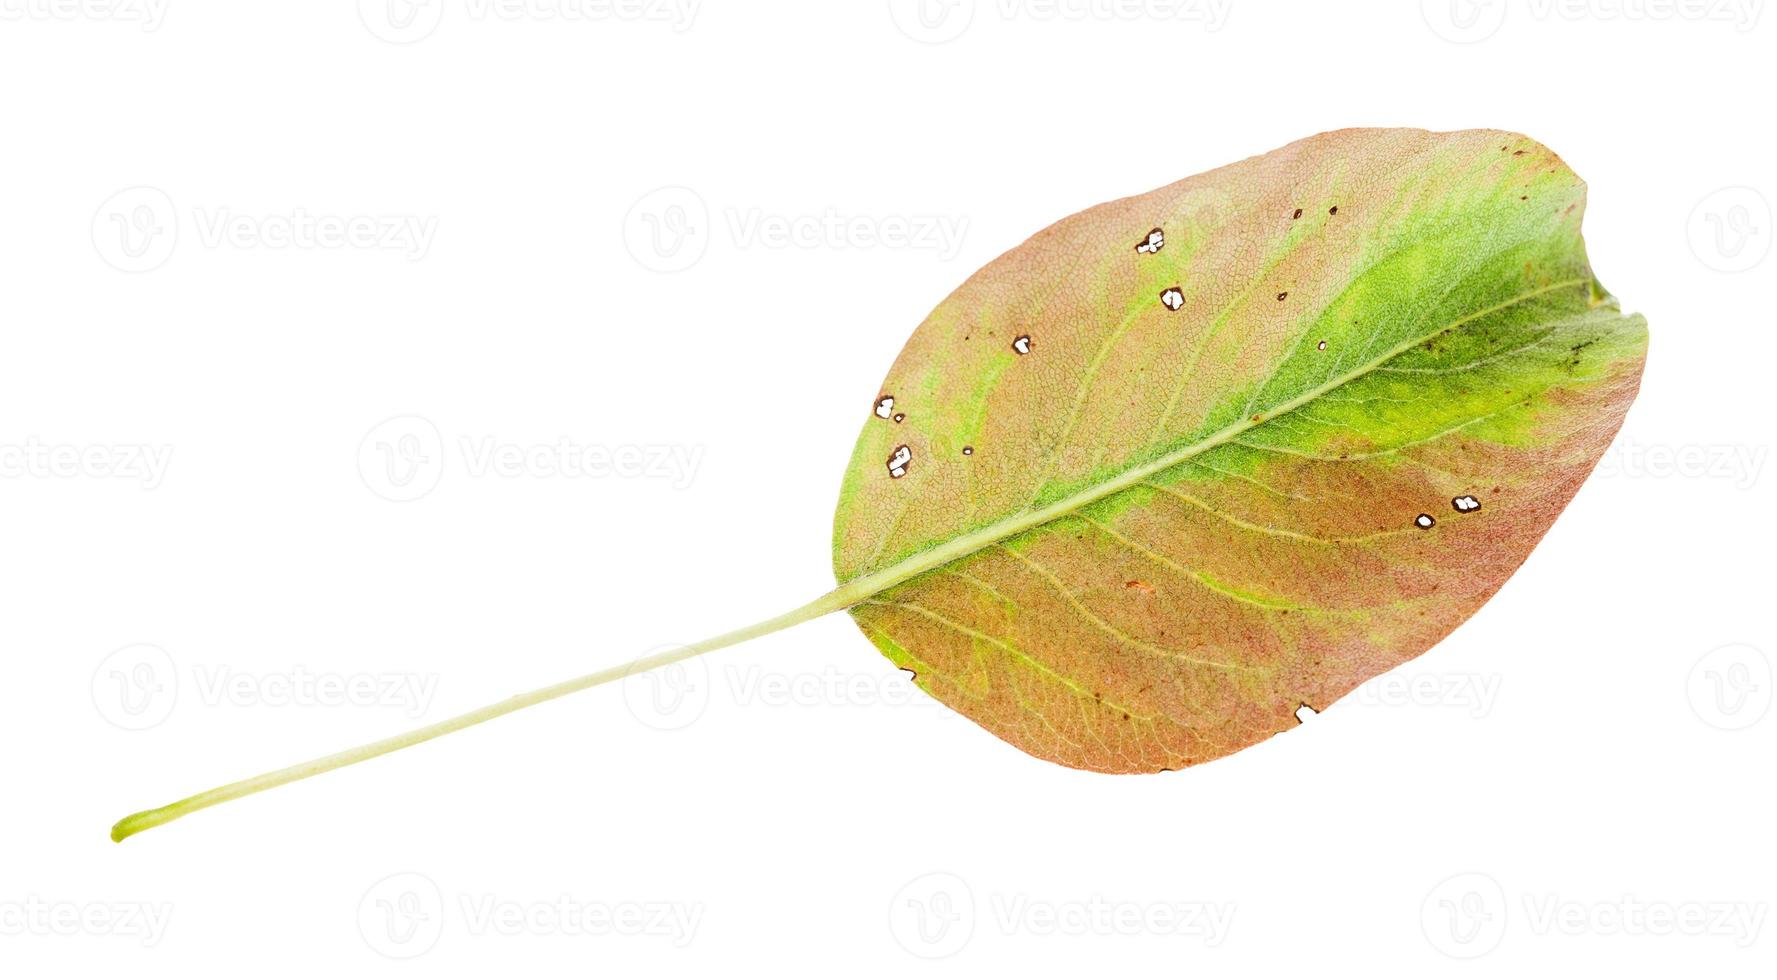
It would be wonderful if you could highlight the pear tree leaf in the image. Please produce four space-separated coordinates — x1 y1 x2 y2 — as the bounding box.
112 128 1646 840
832 127 1646 771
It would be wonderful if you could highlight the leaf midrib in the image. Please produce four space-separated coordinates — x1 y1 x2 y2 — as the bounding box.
830 275 1593 609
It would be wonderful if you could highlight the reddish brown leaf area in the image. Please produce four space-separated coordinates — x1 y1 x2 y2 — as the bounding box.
832 129 1648 773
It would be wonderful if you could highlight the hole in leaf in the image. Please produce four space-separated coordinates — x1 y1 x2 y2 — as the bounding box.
886 445 911 479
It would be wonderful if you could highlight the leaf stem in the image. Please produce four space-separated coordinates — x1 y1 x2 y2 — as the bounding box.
110 586 858 842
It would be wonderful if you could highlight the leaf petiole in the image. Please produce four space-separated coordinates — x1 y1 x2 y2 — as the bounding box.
109 588 855 842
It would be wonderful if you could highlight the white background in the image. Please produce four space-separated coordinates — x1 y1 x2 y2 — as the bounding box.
2 1 1772 976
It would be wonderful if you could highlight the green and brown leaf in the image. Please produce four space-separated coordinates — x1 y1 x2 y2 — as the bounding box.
832 128 1648 773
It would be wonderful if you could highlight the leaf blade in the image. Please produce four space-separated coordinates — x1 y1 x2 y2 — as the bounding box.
831 128 1647 772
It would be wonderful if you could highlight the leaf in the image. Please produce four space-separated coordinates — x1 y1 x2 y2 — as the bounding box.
110 127 1646 841
831 127 1647 773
